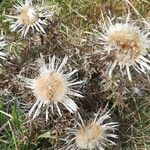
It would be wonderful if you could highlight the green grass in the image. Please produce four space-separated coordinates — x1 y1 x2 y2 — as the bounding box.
0 0 150 149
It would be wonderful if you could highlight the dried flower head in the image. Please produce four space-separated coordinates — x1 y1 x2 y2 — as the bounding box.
6 0 57 37
66 108 118 150
0 36 7 63
99 19 150 81
19 55 83 121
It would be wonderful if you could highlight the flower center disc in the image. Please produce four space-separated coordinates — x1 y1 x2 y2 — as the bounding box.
19 6 39 25
34 73 68 102
75 123 101 149
108 30 142 63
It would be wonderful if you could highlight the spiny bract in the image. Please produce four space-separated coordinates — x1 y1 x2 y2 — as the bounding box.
66 108 118 150
0 36 7 64
6 0 56 37
19 55 84 121
99 19 150 81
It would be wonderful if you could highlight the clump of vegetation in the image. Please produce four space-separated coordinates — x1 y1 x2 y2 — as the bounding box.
0 0 150 150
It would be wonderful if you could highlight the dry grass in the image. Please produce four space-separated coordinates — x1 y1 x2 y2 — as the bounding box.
0 0 150 149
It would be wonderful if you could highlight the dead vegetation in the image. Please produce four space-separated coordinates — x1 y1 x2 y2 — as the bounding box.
0 0 150 150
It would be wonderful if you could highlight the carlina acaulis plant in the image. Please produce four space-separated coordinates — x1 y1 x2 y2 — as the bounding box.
98 17 150 81
18 55 84 121
65 107 118 150
5 0 57 37
1 0 150 149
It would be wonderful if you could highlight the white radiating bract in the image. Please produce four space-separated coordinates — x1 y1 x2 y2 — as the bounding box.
6 0 56 37
99 19 150 81
0 36 7 62
19 55 84 121
66 108 118 150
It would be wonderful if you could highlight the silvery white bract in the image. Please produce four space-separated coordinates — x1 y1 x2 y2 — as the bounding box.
19 55 84 121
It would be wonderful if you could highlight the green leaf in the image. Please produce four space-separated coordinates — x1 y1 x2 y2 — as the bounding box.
11 101 22 130
0 100 7 125
38 132 56 139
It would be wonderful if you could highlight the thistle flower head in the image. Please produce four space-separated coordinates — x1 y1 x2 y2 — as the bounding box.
19 55 83 121
6 0 56 37
0 36 7 62
100 19 150 81
66 108 118 150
